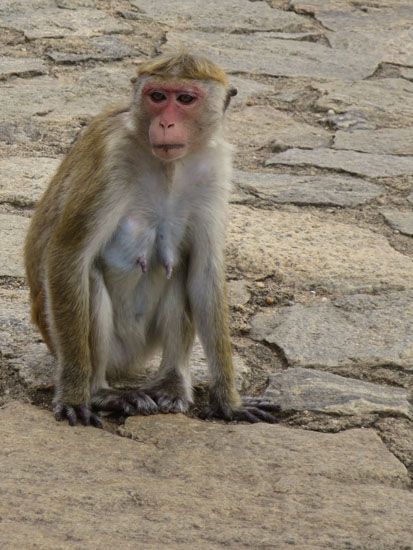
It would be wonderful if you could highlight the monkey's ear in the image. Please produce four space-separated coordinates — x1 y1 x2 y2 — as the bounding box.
224 87 238 112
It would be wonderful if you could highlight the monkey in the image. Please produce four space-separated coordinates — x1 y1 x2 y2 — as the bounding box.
24 52 279 427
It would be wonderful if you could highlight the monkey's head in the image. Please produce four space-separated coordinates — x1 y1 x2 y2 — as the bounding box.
133 53 237 162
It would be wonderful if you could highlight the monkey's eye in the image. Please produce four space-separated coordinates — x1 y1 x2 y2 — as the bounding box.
176 94 196 105
149 91 167 103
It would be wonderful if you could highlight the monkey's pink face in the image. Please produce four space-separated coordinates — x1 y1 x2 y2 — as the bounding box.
143 82 206 161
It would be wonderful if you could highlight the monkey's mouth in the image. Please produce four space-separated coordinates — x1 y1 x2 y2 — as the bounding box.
153 143 186 152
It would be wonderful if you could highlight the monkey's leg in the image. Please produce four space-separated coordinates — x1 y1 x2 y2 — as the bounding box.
143 279 195 413
189 262 280 423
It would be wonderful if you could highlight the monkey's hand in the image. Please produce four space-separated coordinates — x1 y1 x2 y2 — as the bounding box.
200 397 280 424
54 402 103 428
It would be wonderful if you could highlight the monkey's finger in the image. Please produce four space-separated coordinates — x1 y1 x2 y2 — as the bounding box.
54 403 65 422
233 409 261 423
65 406 78 427
245 407 279 424
242 398 281 413
90 413 103 428
126 392 158 415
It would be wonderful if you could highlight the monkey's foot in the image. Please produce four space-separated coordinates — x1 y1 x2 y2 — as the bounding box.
200 398 281 424
54 402 103 428
144 384 191 413
91 388 158 416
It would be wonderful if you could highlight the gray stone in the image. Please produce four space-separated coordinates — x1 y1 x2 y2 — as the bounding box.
0 157 59 206
228 205 413 291
376 417 413 474
382 210 413 236
2 8 132 39
291 1 412 65
164 31 379 81
228 105 331 150
266 148 413 178
46 36 139 64
1 402 412 549
334 128 413 156
224 76 272 109
233 170 383 207
264 367 413 418
132 0 316 32
0 57 47 80
0 288 33 350
0 214 30 277
401 67 413 81
227 279 250 307
315 78 413 127
408 191 413 204
0 68 133 124
250 292 413 371
320 110 375 131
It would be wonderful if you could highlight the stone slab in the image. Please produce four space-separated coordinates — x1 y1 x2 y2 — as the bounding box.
291 1 412 65
250 292 413 371
233 170 383 207
46 36 139 64
266 148 413 178
2 8 131 39
164 30 379 81
263 367 412 418
224 76 273 109
0 214 30 277
0 157 59 206
132 0 316 32
227 279 250 307
334 127 413 156
0 57 47 80
382 209 413 236
315 78 413 128
0 69 133 124
227 205 413 291
1 402 412 549
228 106 331 150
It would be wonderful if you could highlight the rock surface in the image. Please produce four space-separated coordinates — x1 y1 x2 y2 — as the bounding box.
334 127 413 156
1 402 412 549
251 292 413 371
228 205 413 290
1 1 413 546
382 209 413 236
233 170 383 207
266 148 413 178
0 157 59 206
0 214 30 277
264 367 413 418
0 57 47 79
164 30 380 80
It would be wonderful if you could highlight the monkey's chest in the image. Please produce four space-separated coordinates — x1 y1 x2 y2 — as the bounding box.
101 214 184 278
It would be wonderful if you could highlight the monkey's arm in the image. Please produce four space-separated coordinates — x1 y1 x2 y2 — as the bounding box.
46 185 123 427
187 220 279 423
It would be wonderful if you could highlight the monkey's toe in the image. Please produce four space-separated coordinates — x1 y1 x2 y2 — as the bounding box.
54 402 103 428
200 401 280 424
91 389 158 417
156 395 190 414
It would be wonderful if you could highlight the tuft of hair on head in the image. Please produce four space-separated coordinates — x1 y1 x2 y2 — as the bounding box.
136 51 229 87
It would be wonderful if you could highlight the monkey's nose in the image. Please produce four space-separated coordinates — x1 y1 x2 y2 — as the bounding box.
159 121 175 129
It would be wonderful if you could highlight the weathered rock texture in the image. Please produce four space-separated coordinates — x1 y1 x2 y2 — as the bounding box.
251 292 413 371
0 402 412 549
